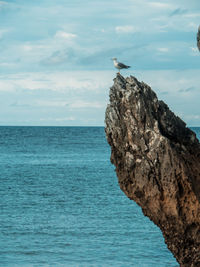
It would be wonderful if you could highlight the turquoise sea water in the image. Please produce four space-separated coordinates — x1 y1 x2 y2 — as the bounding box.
0 126 199 267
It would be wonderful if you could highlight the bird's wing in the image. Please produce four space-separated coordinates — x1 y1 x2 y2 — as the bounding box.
118 62 130 68
197 26 200 51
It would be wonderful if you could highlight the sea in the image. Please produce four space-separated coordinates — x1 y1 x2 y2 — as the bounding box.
0 126 199 267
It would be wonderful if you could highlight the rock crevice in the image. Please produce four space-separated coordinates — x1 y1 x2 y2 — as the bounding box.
105 74 200 267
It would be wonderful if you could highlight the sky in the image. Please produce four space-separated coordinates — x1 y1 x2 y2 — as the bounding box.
0 0 199 126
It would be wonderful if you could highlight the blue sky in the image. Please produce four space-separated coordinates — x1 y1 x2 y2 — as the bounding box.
0 0 199 126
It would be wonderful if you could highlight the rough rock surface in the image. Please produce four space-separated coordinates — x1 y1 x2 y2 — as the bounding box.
105 74 200 267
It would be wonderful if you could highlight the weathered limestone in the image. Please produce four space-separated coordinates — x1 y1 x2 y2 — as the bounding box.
105 74 200 267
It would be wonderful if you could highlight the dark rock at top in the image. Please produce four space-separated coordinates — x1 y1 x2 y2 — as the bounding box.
105 74 200 267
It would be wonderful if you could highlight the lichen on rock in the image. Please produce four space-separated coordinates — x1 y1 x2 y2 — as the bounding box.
105 74 200 267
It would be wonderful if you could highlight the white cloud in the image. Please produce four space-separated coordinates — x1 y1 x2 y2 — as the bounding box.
157 47 169 53
39 117 76 122
187 22 199 30
190 47 198 52
54 31 77 39
115 25 138 34
23 45 33 52
0 62 16 67
184 115 200 120
0 28 10 38
184 13 200 18
14 78 48 91
148 2 171 9
55 117 75 121
0 80 15 92
22 44 47 52
36 100 68 107
69 100 103 109
0 1 8 6
0 71 113 93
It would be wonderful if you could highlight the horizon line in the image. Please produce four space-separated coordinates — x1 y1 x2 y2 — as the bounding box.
0 125 199 128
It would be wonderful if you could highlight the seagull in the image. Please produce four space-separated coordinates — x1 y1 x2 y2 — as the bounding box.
111 58 131 73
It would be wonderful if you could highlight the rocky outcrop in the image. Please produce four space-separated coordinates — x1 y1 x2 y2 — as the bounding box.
105 74 200 267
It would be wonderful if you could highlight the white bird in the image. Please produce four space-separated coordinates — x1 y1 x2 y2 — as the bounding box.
111 58 131 73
